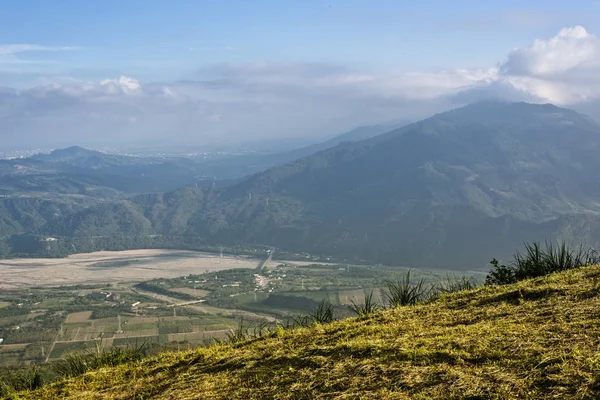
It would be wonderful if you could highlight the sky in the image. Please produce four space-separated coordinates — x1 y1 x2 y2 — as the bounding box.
1 0 600 148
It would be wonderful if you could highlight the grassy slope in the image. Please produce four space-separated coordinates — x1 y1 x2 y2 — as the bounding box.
23 266 600 399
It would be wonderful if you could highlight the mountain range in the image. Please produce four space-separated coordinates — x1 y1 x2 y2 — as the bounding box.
3 101 600 268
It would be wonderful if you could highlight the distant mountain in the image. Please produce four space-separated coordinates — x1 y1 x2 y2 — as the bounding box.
52 102 600 268
32 146 103 162
262 122 406 165
0 147 204 197
30 146 156 169
195 122 408 179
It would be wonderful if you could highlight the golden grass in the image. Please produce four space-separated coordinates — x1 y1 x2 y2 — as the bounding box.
20 265 600 399
65 311 93 323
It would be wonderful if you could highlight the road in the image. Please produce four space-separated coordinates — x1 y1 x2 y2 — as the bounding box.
257 247 276 271
133 287 276 323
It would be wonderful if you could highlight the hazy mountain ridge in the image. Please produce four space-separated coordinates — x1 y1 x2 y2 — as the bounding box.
3 102 600 267
0 123 399 245
34 102 600 267
0 122 398 198
188 102 600 265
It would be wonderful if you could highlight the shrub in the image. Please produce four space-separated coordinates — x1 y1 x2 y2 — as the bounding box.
487 241 599 285
382 270 427 307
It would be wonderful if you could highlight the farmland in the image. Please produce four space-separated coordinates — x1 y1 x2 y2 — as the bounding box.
141 260 485 319
0 249 269 367
0 248 482 369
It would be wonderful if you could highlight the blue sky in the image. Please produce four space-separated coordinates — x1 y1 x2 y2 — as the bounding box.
2 0 599 85
1 1 600 147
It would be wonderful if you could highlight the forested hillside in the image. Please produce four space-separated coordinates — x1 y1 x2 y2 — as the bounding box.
9 102 600 268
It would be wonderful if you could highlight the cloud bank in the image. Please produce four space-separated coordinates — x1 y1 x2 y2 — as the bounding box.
1 26 600 148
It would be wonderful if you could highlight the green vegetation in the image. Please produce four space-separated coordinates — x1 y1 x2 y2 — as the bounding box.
382 270 427 307
0 365 43 396
54 340 148 379
349 291 379 316
486 241 599 285
10 263 600 399
144 263 471 318
293 300 335 327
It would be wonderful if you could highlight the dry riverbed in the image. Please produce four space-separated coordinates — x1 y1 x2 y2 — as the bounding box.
0 249 261 289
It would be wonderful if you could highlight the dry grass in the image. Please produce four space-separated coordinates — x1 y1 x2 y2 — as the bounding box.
65 311 93 323
17 265 600 399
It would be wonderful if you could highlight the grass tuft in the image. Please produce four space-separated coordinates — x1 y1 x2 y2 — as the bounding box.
0 365 43 397
55 338 148 379
348 291 380 316
433 274 478 296
294 299 335 327
382 270 427 307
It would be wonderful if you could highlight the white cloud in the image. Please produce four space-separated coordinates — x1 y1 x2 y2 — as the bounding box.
99 76 142 95
501 26 599 76
0 44 79 55
493 26 600 104
1 26 600 148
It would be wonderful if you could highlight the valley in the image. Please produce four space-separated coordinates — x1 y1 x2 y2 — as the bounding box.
0 247 473 368
2 102 599 397
1 8 599 397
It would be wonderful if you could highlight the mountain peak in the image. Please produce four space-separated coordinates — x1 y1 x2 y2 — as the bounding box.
31 146 104 162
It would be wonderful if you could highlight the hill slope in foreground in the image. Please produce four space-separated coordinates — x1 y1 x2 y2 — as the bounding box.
23 266 600 399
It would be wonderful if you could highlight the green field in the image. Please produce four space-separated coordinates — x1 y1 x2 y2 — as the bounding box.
0 257 477 369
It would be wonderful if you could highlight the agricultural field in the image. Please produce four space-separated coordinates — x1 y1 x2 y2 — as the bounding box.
0 282 258 367
0 248 483 369
0 249 272 368
143 261 485 319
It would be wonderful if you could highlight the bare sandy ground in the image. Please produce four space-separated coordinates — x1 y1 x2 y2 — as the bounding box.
0 249 260 289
